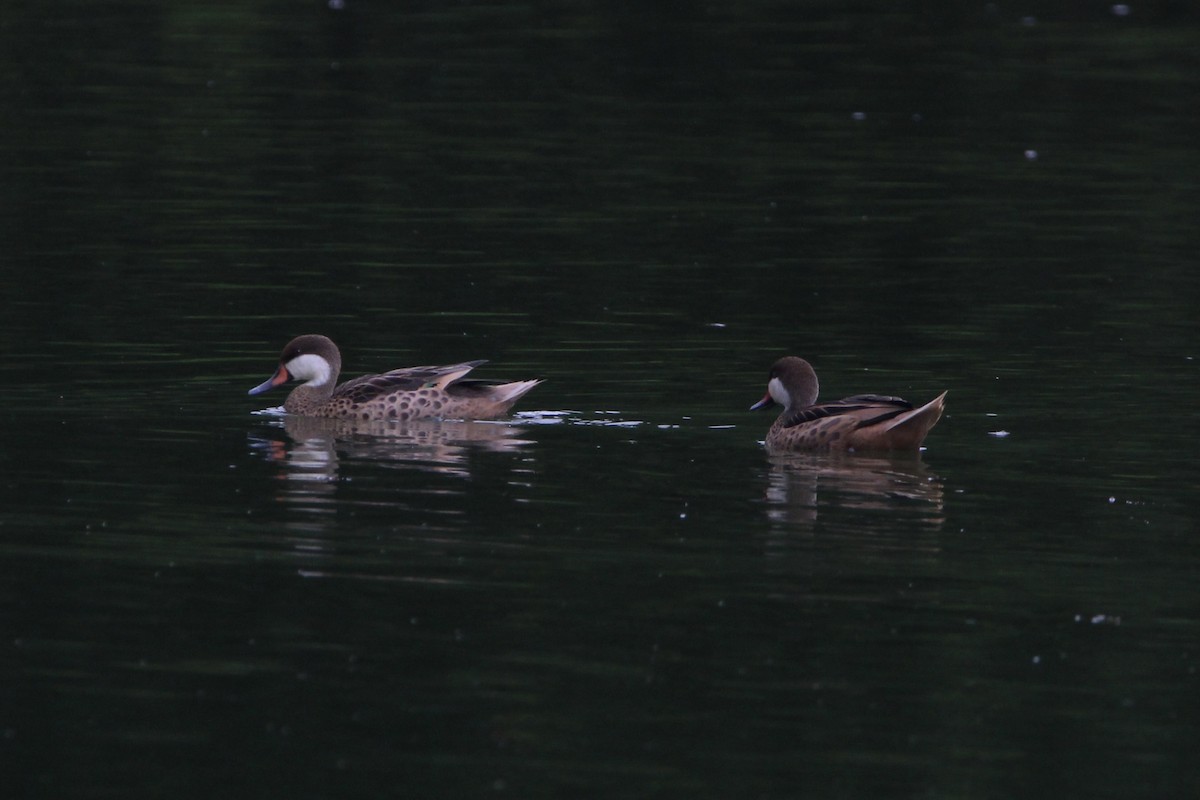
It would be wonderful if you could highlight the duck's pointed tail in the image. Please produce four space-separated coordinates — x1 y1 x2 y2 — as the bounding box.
881 390 947 449
490 379 542 407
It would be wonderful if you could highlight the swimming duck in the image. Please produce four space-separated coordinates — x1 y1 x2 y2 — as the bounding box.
751 356 945 452
248 334 541 421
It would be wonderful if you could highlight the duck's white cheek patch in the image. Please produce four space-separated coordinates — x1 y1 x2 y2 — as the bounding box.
286 353 332 386
768 377 789 407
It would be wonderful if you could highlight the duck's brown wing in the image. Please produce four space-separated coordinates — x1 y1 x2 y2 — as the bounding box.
841 394 912 406
781 395 913 429
333 361 486 404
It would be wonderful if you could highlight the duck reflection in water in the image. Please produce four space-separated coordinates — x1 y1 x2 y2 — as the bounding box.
763 452 945 530
247 415 538 507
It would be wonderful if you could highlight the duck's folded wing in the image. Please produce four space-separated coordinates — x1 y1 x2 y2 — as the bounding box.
840 394 912 407
781 395 913 429
334 361 486 403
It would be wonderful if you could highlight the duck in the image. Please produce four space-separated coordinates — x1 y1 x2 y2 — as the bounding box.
248 334 541 421
751 356 945 452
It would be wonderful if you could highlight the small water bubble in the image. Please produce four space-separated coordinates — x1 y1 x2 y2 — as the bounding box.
1021 16 1037 26
1111 4 1131 17
851 111 866 121
328 0 346 9
1024 149 1038 160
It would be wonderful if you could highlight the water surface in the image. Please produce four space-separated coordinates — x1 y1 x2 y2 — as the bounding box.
3 2 1200 798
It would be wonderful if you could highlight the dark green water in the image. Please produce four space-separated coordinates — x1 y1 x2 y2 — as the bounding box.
3 2 1200 798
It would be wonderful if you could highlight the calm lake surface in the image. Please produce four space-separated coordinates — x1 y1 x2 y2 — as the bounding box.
3 2 1200 798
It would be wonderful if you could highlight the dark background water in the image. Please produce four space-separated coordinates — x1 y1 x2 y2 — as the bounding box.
3 2 1199 798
